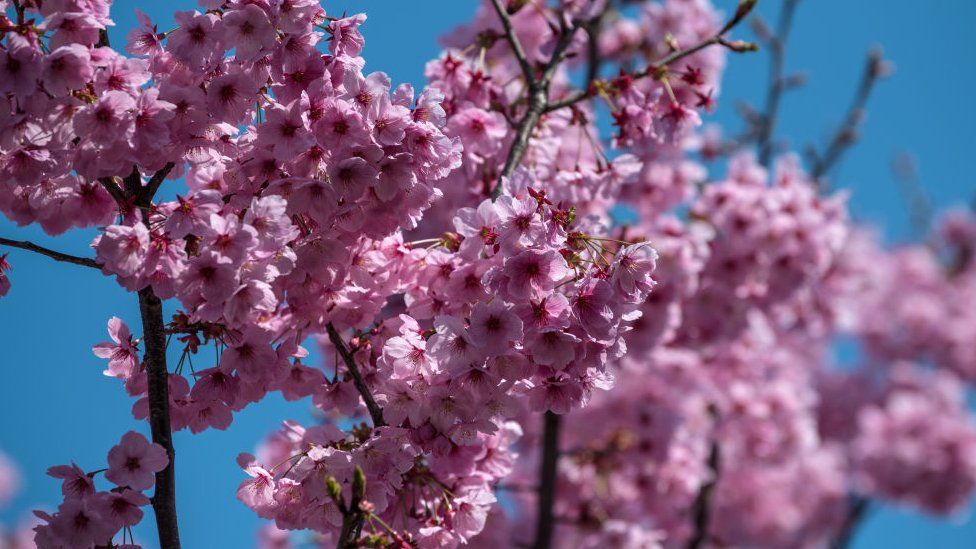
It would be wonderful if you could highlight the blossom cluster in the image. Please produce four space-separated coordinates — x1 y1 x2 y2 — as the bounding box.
475 156 976 546
239 419 519 546
2 0 976 548
32 432 167 547
0 0 467 442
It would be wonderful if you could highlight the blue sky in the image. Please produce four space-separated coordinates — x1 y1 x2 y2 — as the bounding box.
1 1 975 547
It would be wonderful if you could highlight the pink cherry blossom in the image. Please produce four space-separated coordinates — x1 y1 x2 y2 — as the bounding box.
468 301 523 354
42 44 94 96
222 4 277 61
105 431 169 490
2 1 974 547
92 317 140 379
95 223 150 279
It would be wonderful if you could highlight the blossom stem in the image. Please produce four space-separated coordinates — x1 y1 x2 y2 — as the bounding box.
0 237 101 269
326 323 386 427
532 410 561 549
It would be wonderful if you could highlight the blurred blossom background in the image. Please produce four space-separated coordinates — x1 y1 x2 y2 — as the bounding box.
1 1 975 547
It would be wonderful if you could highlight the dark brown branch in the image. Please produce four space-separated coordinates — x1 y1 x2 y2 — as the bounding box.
131 165 181 549
756 0 801 167
326 323 386 427
138 286 181 549
809 49 887 181
99 163 175 213
140 163 177 205
687 440 720 549
582 12 605 88
98 177 129 206
336 467 368 548
337 511 364 548
96 28 110 48
490 7 583 198
543 89 589 114
532 411 561 549
829 496 871 549
496 93 546 197
0 237 100 269
541 8 608 114
12 0 25 25
488 0 535 86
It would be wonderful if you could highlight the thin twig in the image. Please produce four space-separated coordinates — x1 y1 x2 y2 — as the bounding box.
326 323 386 427
756 0 800 167
633 36 727 80
337 506 367 547
545 2 757 114
12 0 25 25
488 0 535 85
890 152 932 238
809 49 887 181
0 237 100 269
541 9 608 114
489 4 584 198
532 411 561 549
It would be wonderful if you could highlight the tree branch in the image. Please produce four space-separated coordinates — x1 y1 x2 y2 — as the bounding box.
687 440 720 549
335 467 368 548
490 8 583 198
493 1 757 194
756 0 801 167
140 163 177 205
0 237 100 269
131 165 181 548
809 49 887 181
98 176 129 206
544 1 757 114
532 411 561 549
138 286 181 549
829 495 871 549
488 0 535 86
890 152 932 239
326 323 386 427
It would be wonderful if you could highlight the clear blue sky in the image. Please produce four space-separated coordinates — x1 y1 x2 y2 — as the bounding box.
1 1 974 547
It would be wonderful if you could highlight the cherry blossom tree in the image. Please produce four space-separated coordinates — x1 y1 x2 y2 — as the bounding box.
2 0 976 548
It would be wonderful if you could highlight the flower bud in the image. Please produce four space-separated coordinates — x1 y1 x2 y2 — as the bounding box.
352 466 366 501
723 40 759 53
325 475 343 505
